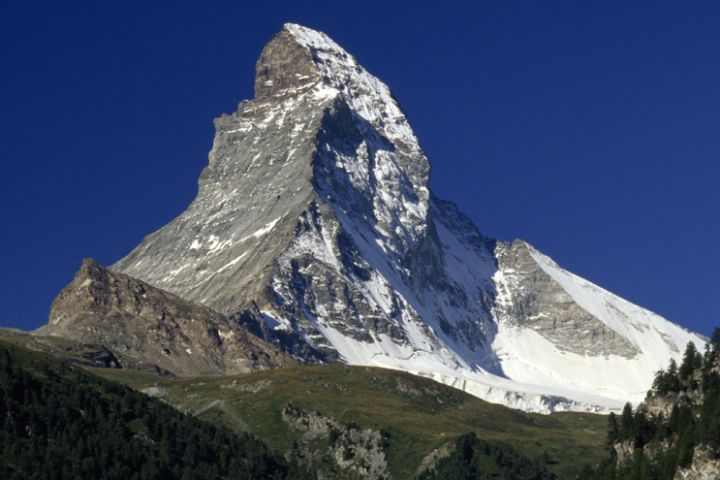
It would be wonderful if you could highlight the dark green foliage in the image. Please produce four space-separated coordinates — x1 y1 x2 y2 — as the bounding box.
630 406 655 449
0 341 309 480
651 359 680 396
679 342 702 387
94 363 607 480
710 328 720 353
620 403 634 440
418 432 557 480
606 413 619 448
579 331 720 480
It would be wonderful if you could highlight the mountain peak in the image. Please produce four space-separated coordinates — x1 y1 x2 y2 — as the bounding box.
282 23 345 53
108 24 705 413
79 257 102 273
256 24 426 158
253 23 358 98
254 25 322 98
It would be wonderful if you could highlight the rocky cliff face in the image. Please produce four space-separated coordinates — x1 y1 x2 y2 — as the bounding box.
675 448 720 480
38 259 293 376
108 23 703 412
494 241 638 358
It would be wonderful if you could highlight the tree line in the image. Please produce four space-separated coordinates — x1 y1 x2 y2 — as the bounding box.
0 341 311 480
579 328 720 480
418 432 557 480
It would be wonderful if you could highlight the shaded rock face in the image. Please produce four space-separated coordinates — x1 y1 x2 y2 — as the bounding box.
39 259 293 376
108 24 704 411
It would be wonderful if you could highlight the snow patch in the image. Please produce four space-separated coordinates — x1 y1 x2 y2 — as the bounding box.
237 216 283 243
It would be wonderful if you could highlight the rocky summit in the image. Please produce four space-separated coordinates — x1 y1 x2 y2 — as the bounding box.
60 23 701 412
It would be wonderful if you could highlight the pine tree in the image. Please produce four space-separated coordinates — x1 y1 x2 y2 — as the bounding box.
667 359 680 391
579 326 720 479
710 327 720 353
0 342 298 480
652 370 668 395
607 413 620 448
620 403 634 440
679 342 702 384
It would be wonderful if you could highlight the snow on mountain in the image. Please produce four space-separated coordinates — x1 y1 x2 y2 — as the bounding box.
111 23 705 413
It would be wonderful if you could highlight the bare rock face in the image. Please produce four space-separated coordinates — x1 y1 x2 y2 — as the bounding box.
107 23 703 412
282 404 390 480
254 29 321 98
38 259 293 376
675 447 720 480
493 240 638 358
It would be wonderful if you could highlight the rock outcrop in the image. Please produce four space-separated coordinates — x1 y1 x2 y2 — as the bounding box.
282 403 390 480
675 447 720 480
38 259 294 376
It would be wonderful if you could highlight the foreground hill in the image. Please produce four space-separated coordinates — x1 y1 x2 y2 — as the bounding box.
94 363 607 479
0 337 603 478
579 331 720 480
0 340 304 480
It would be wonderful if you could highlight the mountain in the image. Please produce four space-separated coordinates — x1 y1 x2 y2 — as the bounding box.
106 23 703 412
37 258 294 376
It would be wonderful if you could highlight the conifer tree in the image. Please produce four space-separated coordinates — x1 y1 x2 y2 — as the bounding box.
679 342 701 383
620 402 634 440
710 327 720 353
607 413 620 447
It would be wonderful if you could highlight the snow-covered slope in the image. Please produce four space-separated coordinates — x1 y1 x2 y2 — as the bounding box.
491 242 702 410
112 23 705 413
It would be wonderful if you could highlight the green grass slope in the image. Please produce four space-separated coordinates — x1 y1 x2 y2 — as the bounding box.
0 340 307 480
94 364 607 479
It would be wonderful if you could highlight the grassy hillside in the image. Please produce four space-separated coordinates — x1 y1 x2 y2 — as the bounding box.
418 432 557 480
94 364 607 479
0 328 607 478
0 339 306 480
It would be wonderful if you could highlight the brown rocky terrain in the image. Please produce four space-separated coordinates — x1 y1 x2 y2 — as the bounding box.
37 258 294 376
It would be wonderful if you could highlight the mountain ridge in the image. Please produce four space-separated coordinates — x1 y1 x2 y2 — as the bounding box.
38 258 294 376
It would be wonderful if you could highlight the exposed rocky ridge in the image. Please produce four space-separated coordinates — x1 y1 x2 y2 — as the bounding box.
38 259 294 376
493 240 638 358
105 23 704 412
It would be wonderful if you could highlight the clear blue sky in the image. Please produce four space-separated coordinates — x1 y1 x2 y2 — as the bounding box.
1 1 718 336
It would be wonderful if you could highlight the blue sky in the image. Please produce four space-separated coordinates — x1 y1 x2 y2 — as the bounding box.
1 1 718 336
